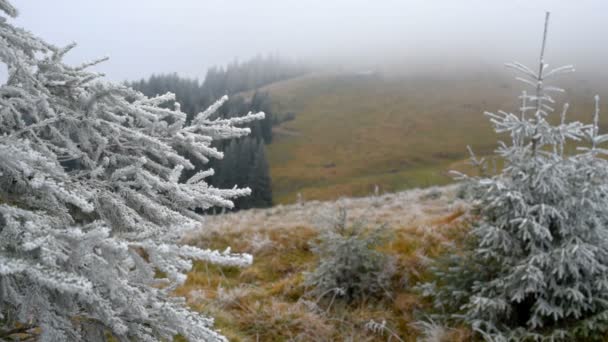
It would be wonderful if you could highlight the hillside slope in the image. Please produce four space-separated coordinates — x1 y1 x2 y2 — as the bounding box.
195 184 464 234
181 185 470 341
249 69 606 204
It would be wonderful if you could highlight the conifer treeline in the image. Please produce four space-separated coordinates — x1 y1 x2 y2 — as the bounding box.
206 92 274 211
128 56 305 210
128 55 307 119
203 55 308 100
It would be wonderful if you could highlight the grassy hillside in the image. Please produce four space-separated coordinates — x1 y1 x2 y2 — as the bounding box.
181 185 471 341
247 69 607 204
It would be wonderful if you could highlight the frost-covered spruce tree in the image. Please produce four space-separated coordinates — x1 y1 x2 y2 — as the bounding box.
421 13 608 341
0 1 264 341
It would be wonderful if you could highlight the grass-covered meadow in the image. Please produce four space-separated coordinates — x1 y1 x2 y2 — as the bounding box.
248 70 608 204
177 186 470 341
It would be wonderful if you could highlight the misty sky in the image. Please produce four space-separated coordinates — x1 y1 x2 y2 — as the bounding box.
7 0 608 81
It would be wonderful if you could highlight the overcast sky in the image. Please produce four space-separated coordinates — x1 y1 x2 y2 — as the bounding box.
7 0 608 81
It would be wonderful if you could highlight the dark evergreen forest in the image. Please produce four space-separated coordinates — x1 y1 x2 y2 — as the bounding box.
128 56 307 210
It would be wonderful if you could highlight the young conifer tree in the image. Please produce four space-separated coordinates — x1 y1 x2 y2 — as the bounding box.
422 12 608 341
0 1 264 341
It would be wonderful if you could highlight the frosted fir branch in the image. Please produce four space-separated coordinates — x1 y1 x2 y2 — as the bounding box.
0 0 18 17
110 157 147 181
0 142 95 212
120 188 189 228
466 145 483 165
448 170 469 181
464 145 492 178
544 86 565 93
52 42 77 61
0 255 94 296
191 95 229 124
505 62 538 80
186 169 214 184
75 71 106 86
73 56 110 71
186 125 254 141
544 65 576 79
153 303 229 342
204 111 266 126
168 164 183 183
135 91 177 107
542 103 554 112
138 104 188 123
100 120 190 162
543 94 556 104
0 116 63 141
185 111 266 137
194 186 252 208
177 245 253 267
171 133 224 162
515 76 539 88
135 243 252 284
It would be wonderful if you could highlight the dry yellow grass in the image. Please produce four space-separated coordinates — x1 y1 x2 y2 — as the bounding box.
178 185 473 341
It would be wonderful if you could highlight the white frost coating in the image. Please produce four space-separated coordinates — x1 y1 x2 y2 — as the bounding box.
178 244 253 267
0 2 261 341
192 95 229 124
423 12 608 341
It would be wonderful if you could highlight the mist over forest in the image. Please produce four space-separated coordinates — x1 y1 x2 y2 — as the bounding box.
10 0 608 80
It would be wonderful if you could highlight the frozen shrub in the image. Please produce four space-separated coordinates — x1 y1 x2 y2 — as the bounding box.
306 208 394 303
420 12 608 341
